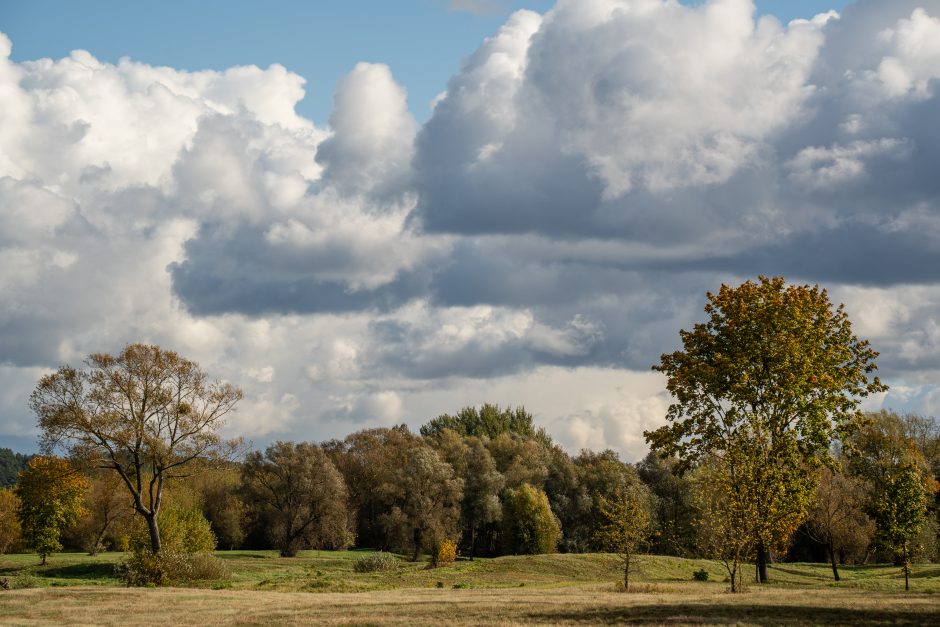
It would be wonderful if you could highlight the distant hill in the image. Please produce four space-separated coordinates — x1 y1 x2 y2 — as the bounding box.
0 447 33 488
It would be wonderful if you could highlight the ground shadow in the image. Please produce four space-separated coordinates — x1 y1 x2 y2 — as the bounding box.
36 562 117 580
526 603 939 626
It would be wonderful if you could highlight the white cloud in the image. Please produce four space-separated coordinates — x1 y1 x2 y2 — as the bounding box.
875 8 940 98
786 138 911 189
3 1 940 458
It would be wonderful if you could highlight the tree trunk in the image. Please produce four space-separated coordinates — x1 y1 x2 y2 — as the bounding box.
623 553 630 592
412 527 421 562
828 544 840 581
146 513 162 553
904 545 910 591
469 527 476 561
756 541 769 583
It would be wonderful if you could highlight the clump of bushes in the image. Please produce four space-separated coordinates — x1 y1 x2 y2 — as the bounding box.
117 548 229 586
117 505 227 586
431 538 457 567
693 568 709 581
0 573 38 590
353 552 400 573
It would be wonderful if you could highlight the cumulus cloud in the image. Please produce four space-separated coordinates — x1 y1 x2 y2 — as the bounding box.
4 0 940 459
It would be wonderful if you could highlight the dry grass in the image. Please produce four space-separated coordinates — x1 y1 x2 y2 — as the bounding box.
2 552 939 624
1 583 938 626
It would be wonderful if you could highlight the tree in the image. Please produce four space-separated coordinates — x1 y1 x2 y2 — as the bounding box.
0 487 22 554
594 481 651 591
380 445 463 561
807 461 875 581
871 465 929 591
848 412 937 590
14 456 88 564
501 483 561 555
325 426 417 550
68 470 134 555
420 404 546 441
0 448 32 488
636 452 698 557
189 466 248 550
692 440 760 593
242 441 352 557
29 343 242 554
460 437 504 558
487 433 551 490
646 277 886 583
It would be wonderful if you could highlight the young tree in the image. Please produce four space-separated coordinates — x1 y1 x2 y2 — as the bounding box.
14 456 88 564
501 483 561 555
594 481 651 592
807 462 875 581
69 470 134 554
849 410 940 588
646 277 886 583
870 465 930 591
0 487 22 554
380 445 463 561
692 441 760 593
29 343 242 554
242 441 352 557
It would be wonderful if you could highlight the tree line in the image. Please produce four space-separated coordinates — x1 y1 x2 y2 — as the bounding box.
0 278 937 590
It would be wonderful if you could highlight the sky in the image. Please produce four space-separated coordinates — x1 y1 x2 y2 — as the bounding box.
0 0 939 457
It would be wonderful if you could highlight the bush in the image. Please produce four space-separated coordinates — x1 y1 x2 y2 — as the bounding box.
432 538 457 567
693 568 709 581
117 548 228 586
130 506 217 555
353 552 400 573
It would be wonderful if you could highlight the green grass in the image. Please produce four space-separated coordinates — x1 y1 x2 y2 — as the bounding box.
2 549 939 594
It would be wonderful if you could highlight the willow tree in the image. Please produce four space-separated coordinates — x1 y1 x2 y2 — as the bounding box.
646 277 886 584
30 343 242 554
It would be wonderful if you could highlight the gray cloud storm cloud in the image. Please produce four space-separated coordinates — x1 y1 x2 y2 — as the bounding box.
2 0 940 459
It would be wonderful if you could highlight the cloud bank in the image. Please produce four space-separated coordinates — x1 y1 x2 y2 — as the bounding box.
2 0 940 460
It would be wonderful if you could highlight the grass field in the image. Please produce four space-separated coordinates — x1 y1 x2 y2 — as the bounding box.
1 550 939 625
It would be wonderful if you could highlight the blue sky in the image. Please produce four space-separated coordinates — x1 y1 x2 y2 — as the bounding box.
2 0 851 125
2 0 937 456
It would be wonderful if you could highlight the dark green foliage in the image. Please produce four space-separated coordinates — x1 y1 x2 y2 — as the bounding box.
637 453 698 557
325 426 417 550
0 448 32 488
242 441 352 557
421 404 549 444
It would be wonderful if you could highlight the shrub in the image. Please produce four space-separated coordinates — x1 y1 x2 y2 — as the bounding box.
130 506 217 555
117 548 228 586
693 568 709 581
432 538 457 567
352 552 400 573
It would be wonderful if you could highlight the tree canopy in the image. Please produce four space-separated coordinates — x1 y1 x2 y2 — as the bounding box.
15 456 88 564
29 343 242 554
646 276 887 584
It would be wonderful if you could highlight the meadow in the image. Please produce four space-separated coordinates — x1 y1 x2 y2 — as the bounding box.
1 550 939 625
